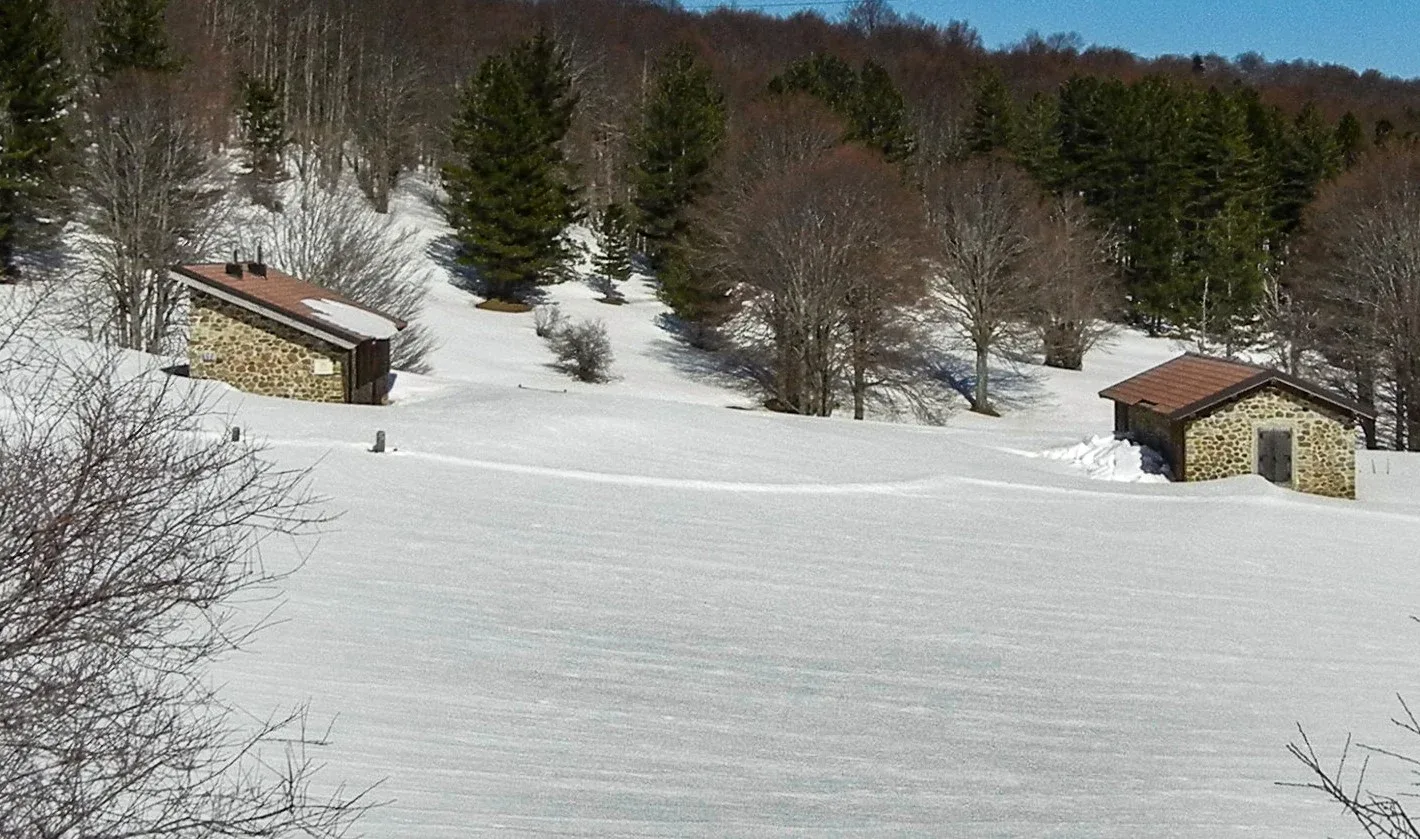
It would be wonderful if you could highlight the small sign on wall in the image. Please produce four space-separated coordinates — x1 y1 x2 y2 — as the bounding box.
312 358 334 376
200 351 216 362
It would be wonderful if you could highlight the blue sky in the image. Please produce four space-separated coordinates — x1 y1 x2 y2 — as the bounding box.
762 0 1420 79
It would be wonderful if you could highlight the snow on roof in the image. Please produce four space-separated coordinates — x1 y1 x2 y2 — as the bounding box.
171 263 407 345
302 298 402 340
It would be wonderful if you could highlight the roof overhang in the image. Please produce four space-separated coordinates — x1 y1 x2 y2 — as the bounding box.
1101 370 1377 422
170 268 363 349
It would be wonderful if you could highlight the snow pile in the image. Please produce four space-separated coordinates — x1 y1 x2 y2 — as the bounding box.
302 298 401 340
1039 433 1172 482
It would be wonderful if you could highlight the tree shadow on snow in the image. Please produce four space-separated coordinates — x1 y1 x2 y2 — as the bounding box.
924 348 1052 414
424 233 549 305
648 313 763 400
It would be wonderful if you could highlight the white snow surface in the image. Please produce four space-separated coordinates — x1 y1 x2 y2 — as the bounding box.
301 297 402 340
1038 433 1173 482
52 176 1420 837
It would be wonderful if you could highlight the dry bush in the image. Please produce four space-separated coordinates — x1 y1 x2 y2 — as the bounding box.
533 303 566 336
548 317 613 382
256 184 437 373
0 336 372 836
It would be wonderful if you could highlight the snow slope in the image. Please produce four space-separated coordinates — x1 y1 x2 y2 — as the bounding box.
160 179 1420 837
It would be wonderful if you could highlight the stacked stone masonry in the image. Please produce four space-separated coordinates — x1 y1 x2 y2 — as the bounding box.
1126 405 1182 477
189 291 348 403
1184 386 1356 499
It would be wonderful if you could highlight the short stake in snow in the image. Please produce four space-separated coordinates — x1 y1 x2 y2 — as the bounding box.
372 430 386 453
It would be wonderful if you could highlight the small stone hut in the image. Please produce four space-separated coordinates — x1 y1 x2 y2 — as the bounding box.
1099 354 1375 499
172 261 406 405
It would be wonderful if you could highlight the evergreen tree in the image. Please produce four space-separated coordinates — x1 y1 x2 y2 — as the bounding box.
769 54 914 162
965 68 1018 155
1178 87 1271 343
851 60 914 162
769 54 857 113
0 0 71 277
593 202 633 297
1012 92 1063 187
442 32 579 302
92 0 180 78
630 44 725 269
1272 102 1339 236
1335 111 1365 169
237 73 287 202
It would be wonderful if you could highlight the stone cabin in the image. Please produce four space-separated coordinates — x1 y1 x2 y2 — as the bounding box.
171 261 407 404
1099 354 1375 499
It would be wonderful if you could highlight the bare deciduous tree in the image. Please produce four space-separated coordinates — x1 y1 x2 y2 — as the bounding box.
1029 194 1120 370
712 145 930 417
927 157 1044 414
75 76 226 353
1289 149 1420 449
256 184 437 373
352 52 423 214
0 338 373 837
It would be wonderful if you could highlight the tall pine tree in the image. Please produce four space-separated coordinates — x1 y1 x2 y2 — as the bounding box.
631 44 725 270
92 0 180 78
442 32 579 302
0 0 71 278
965 68 1018 155
851 60 914 162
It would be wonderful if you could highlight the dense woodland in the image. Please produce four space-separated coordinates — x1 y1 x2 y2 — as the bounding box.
7 0 1420 441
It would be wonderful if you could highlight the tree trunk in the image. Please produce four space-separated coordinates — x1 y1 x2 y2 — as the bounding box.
1356 363 1378 449
973 343 990 414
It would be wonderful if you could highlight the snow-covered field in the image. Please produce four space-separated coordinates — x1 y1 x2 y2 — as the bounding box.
145 182 1420 837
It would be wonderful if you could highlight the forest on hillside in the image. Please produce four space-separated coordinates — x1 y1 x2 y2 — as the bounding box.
8 0 1420 443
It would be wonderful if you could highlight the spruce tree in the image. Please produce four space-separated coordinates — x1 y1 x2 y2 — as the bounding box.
965 68 1018 155
237 73 287 203
1272 102 1339 236
851 60 914 162
592 202 633 300
631 44 725 270
1012 92 1063 188
0 0 71 277
92 0 180 78
1335 112 1365 169
442 32 579 302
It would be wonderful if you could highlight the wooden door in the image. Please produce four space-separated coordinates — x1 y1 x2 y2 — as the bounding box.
1256 429 1293 485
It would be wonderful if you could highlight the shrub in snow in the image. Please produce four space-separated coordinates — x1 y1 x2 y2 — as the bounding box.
549 318 613 383
533 304 566 338
258 185 436 373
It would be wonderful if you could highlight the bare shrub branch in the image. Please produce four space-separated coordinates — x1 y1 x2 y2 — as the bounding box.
254 184 437 373
0 344 374 837
547 318 613 382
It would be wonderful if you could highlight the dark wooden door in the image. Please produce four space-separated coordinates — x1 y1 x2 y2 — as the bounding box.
1256 429 1293 485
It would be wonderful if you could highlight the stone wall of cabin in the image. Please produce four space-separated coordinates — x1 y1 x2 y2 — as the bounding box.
1125 405 1183 478
1184 386 1356 499
188 291 347 403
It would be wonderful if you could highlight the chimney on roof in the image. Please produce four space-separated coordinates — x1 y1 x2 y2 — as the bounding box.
248 243 266 277
225 250 242 277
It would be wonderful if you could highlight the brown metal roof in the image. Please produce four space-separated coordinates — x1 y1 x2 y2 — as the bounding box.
171 262 407 346
1099 353 1376 421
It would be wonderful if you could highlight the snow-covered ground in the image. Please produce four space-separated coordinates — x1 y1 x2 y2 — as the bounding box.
97 179 1420 836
